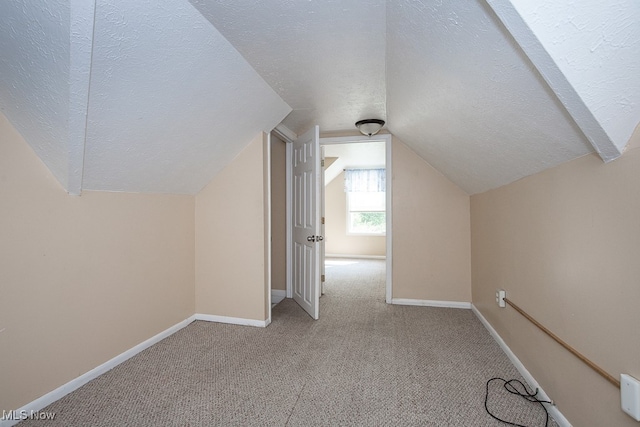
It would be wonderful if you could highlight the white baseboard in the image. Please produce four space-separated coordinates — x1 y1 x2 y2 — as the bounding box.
0 311 275 427
194 313 269 328
325 254 386 260
271 290 286 305
0 315 197 427
391 298 471 309
471 304 572 427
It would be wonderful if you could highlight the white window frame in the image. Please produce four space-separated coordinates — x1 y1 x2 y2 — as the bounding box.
346 190 386 236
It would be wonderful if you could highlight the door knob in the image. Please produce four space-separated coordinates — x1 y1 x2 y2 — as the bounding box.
316 236 324 241
307 235 316 242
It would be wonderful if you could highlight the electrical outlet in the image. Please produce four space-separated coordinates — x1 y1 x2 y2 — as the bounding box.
495 289 506 308
621 374 640 421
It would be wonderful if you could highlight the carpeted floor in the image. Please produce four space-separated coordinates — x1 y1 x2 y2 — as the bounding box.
19 259 556 426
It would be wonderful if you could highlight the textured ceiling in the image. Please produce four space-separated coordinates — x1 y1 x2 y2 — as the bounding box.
501 0 640 156
82 0 290 193
166 0 638 194
323 141 386 186
1 0 637 195
0 0 70 189
385 0 594 194
190 0 387 135
0 0 290 195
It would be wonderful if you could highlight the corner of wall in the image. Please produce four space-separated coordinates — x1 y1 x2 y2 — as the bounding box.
390 135 472 302
194 132 269 322
263 132 271 321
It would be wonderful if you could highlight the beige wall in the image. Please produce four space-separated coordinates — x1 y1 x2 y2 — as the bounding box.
0 113 195 411
195 133 268 321
270 134 287 291
471 143 640 426
325 171 386 256
392 137 471 302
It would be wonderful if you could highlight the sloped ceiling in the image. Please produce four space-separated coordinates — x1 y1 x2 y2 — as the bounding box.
83 0 290 194
0 0 71 189
386 0 594 194
190 0 387 134
323 141 386 186
0 0 291 195
488 0 640 160
1 0 638 195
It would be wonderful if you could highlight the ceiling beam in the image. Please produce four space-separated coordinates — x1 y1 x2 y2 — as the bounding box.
487 0 625 162
68 0 96 195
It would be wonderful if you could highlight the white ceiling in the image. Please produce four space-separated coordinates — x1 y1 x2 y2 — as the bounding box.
385 0 594 194
0 0 70 189
190 0 387 135
504 0 640 155
323 141 386 186
488 0 640 161
0 0 290 195
82 0 290 193
1 0 638 195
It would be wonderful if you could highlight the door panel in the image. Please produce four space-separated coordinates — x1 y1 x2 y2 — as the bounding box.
291 126 321 319
320 146 326 295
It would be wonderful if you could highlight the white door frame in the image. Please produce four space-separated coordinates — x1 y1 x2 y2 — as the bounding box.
287 134 393 303
286 142 293 298
265 132 272 325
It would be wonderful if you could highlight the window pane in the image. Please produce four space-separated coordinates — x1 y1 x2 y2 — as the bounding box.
349 212 386 234
348 192 385 211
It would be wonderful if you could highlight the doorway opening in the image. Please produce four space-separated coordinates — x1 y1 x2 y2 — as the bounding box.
269 131 393 321
320 136 392 308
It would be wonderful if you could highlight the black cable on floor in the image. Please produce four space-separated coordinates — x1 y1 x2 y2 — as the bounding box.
484 377 554 427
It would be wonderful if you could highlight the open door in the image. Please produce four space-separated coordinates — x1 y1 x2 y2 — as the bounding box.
291 126 322 319
320 146 326 295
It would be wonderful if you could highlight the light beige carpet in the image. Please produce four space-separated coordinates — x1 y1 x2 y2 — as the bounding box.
19 259 556 426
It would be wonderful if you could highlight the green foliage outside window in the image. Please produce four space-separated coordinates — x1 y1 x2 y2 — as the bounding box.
350 212 386 234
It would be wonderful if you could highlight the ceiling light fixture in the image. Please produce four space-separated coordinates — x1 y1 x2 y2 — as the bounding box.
355 119 385 137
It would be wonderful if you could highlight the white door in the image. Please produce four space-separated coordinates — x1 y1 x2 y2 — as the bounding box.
292 126 321 319
320 146 326 295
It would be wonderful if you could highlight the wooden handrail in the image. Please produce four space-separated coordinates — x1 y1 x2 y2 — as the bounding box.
504 298 620 389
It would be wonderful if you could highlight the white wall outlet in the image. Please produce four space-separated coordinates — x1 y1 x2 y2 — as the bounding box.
496 289 506 308
621 374 640 421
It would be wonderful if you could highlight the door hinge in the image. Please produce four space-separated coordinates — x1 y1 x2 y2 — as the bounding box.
321 274 325 282
321 216 325 224
321 159 325 167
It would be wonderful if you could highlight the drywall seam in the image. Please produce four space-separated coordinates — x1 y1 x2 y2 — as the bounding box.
67 0 96 195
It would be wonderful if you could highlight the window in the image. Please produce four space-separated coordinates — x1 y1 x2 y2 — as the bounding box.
344 168 386 235
347 191 386 234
